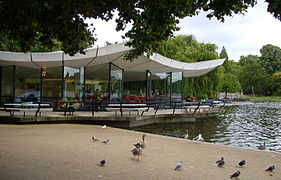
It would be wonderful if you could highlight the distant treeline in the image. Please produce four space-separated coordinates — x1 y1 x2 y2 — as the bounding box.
156 35 281 98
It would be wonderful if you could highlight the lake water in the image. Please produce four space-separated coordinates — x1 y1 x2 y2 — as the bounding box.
132 102 281 152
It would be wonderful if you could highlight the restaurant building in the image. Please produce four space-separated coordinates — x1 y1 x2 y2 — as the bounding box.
0 43 225 103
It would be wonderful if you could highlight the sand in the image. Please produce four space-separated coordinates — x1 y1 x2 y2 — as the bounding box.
0 124 280 180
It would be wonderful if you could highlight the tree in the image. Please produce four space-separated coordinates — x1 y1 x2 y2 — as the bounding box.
218 46 242 95
272 72 281 95
1 0 280 60
260 44 281 75
157 35 218 62
219 46 228 60
239 55 273 95
221 73 241 95
220 47 241 76
223 60 241 77
0 33 62 52
157 35 224 98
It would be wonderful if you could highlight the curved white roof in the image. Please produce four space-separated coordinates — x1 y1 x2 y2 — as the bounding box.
0 43 225 77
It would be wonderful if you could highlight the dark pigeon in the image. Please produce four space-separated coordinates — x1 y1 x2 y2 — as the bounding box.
238 160 246 167
100 159 106 166
216 157 225 167
265 165 275 172
101 139 109 144
230 171 241 179
92 136 99 142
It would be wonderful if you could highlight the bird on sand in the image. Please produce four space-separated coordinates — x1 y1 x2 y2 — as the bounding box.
265 165 275 172
237 160 246 168
131 147 142 161
101 139 109 144
192 134 204 141
180 129 189 139
230 171 241 179
134 134 147 149
216 157 225 167
102 125 107 129
99 159 106 166
174 161 183 171
258 142 266 150
91 136 99 142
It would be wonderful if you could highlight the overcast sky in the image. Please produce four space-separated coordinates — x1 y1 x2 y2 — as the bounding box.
88 0 281 61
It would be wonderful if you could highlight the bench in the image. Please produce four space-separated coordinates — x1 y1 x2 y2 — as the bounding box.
182 101 212 113
0 102 52 117
153 100 173 114
210 100 226 111
183 100 226 113
105 103 150 117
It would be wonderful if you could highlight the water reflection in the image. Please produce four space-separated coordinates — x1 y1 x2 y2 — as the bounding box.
132 102 281 152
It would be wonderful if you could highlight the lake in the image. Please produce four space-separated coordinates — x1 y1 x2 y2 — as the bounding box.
132 102 281 152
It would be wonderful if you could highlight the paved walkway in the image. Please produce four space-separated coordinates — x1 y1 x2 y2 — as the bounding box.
0 124 279 180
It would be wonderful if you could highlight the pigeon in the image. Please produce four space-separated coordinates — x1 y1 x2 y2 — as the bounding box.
100 159 106 166
91 136 99 142
265 165 275 172
180 129 189 139
192 134 204 141
131 147 142 161
237 160 246 167
174 161 183 171
102 125 107 129
216 157 225 167
101 139 109 144
258 142 266 150
230 171 241 179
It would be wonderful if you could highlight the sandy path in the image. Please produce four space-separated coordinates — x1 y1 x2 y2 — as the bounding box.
0 124 280 180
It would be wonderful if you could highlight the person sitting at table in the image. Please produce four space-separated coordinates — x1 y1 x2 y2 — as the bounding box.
93 89 101 100
74 93 80 100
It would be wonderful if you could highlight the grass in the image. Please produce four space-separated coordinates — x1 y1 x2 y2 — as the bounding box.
242 94 281 101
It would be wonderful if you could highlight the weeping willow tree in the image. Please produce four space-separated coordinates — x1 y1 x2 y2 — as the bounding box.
157 35 225 99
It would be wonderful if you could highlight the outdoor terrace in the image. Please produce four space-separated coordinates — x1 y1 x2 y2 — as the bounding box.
0 100 226 128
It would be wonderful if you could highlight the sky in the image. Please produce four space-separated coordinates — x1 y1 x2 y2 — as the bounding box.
87 0 281 61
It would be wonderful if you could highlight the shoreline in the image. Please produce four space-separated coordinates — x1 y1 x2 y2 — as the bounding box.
0 124 280 180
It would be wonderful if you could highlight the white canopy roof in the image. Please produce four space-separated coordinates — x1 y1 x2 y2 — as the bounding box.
0 43 225 77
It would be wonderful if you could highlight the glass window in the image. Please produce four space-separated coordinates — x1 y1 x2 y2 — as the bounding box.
42 66 63 102
85 64 109 101
110 64 123 102
15 66 40 102
124 71 146 102
64 66 81 100
151 72 171 101
1 66 14 101
171 72 183 100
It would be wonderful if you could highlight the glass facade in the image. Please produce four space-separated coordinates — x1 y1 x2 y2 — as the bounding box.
124 71 146 102
42 66 63 102
110 63 123 102
64 66 83 100
15 66 40 102
171 72 183 100
0 64 183 103
1 66 14 102
85 64 109 101
151 72 171 101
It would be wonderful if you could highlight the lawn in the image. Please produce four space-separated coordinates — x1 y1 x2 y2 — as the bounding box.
242 94 281 101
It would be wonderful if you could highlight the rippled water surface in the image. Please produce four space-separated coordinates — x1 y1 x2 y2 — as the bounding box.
132 102 281 152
